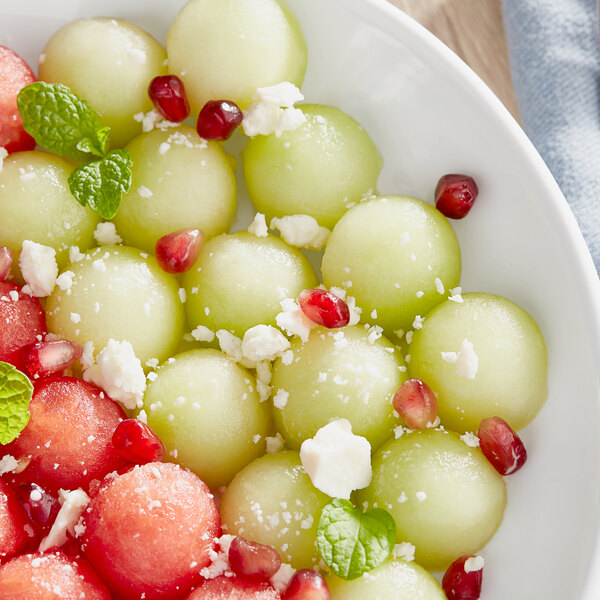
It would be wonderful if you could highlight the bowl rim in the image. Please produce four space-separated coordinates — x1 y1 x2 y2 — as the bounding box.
340 0 600 596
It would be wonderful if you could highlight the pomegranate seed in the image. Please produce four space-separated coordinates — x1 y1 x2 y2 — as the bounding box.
0 246 13 280
442 555 484 600
478 416 527 476
112 419 166 465
435 174 479 219
228 536 281 582
196 100 243 141
155 228 204 274
282 569 330 600
20 340 82 380
392 378 438 429
16 482 60 526
148 75 190 122
298 289 350 329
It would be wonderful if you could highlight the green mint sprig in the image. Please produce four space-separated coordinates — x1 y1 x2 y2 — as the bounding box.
17 82 110 161
0 362 33 445
69 149 133 220
316 498 396 580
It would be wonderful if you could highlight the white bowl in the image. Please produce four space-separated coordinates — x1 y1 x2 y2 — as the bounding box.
2 1 600 599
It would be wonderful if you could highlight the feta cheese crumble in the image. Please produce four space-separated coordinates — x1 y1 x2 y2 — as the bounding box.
276 297 316 342
190 325 215 343
461 432 480 447
247 212 269 237
56 270 75 291
19 240 58 297
464 555 485 573
0 147 7 172
300 418 372 499
83 339 146 409
441 339 479 379
242 82 306 137
270 215 330 250
393 542 416 562
39 488 90 552
94 222 122 246
0 455 19 475
241 324 290 362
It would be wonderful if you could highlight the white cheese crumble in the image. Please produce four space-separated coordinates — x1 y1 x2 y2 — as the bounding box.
69 246 85 263
133 108 179 133
272 388 289 409
70 312 81 324
83 339 146 409
270 215 330 250
265 432 285 453
412 315 424 329
0 147 7 172
247 212 269 237
270 563 296 592
448 286 464 303
461 432 480 447
81 341 95 370
199 534 236 579
276 297 316 342
39 488 90 552
441 339 479 379
242 82 306 137
191 325 215 342
138 185 153 198
0 455 19 475
464 555 485 573
416 491 427 502
216 330 243 362
241 324 290 362
434 277 445 294
94 222 122 246
56 270 75 291
19 240 58 297
300 418 372 499
393 542 416 562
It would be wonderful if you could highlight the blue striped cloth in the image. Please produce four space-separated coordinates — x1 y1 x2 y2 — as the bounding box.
503 0 600 273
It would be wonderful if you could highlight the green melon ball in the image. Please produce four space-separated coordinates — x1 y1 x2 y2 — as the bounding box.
167 0 306 112
358 429 506 570
0 151 99 278
112 127 236 254
220 451 329 568
409 292 548 433
183 232 318 338
271 325 406 449
242 105 383 229
46 246 184 364
39 18 167 148
327 559 446 600
143 349 271 489
321 196 461 333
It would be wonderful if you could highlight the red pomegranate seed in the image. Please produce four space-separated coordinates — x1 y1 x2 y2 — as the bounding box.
196 100 243 141
298 289 350 329
112 419 166 465
283 569 330 600
0 246 13 280
435 174 479 219
392 378 438 429
148 75 190 122
442 555 484 600
16 482 60 527
228 536 282 582
478 416 527 476
155 228 204 274
20 340 82 380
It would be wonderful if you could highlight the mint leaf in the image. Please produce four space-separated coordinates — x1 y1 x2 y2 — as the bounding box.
316 498 396 580
0 362 33 445
18 82 110 161
68 149 132 219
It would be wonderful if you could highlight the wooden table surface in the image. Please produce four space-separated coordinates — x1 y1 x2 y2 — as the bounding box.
388 0 520 120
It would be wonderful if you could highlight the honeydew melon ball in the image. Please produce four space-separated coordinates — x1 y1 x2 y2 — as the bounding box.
143 349 272 489
46 246 184 364
183 232 318 338
409 292 548 433
219 451 329 569
0 151 99 278
167 0 306 112
112 127 236 254
271 325 406 449
321 196 461 333
242 105 383 229
39 18 167 148
358 429 506 570
327 559 446 600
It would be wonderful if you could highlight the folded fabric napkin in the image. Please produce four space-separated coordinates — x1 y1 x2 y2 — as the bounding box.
503 0 600 273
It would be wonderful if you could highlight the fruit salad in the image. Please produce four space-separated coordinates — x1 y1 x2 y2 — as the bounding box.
0 1 548 598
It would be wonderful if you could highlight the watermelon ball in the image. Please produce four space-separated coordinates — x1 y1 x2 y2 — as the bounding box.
0 479 31 561
0 551 111 599
186 576 280 600
2 376 126 494
0 281 46 366
82 462 221 600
